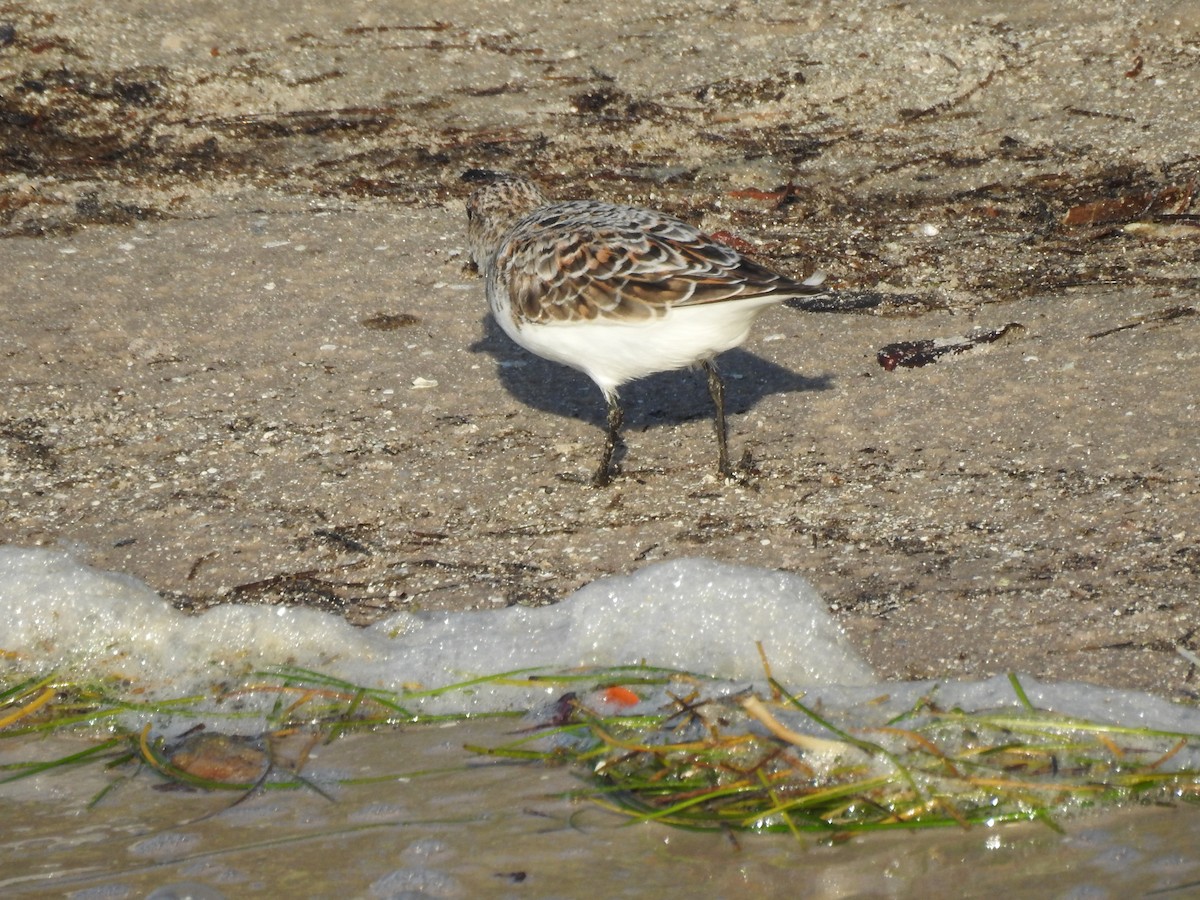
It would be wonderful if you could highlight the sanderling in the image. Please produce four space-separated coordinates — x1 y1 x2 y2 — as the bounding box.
462 169 828 487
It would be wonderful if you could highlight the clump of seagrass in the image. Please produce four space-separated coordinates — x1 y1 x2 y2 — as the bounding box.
473 673 1200 837
5 666 1200 838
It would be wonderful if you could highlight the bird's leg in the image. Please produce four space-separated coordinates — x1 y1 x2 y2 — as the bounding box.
592 395 624 487
704 360 734 478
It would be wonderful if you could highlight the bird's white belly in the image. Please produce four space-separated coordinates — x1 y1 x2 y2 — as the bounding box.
498 300 778 398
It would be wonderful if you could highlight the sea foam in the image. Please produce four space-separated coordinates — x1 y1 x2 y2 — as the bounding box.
0 547 874 712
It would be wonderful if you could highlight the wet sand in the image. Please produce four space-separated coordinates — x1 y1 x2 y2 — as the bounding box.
2 0 1199 691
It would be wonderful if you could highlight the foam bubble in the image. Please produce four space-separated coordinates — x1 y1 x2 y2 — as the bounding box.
0 547 874 714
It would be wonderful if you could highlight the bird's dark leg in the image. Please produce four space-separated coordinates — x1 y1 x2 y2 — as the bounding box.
704 360 735 478
592 395 624 487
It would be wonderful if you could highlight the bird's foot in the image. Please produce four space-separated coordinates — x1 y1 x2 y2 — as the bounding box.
590 464 615 488
556 464 616 487
718 448 757 485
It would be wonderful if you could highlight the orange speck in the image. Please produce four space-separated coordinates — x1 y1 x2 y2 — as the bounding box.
600 686 640 707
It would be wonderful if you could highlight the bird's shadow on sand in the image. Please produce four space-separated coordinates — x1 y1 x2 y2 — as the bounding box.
469 314 834 432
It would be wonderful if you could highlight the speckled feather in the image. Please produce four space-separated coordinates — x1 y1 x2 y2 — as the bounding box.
465 171 826 328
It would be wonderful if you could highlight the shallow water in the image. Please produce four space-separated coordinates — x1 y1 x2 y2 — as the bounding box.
5 720 1200 899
